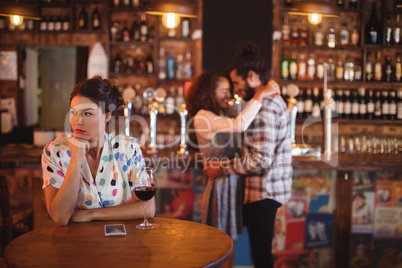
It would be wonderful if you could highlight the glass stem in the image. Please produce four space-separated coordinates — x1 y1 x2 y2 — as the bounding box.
143 201 148 225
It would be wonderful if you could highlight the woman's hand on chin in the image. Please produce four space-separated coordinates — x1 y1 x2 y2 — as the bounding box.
67 134 90 162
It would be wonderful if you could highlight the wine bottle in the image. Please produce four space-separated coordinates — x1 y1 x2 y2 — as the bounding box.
113 53 123 74
374 51 382 81
344 56 354 81
395 53 402 82
91 6 101 30
140 14 148 42
354 58 362 81
307 52 315 81
78 7 88 30
365 2 382 44
340 23 349 47
62 15 70 31
311 87 321 118
381 91 390 120
167 52 175 80
158 47 167 80
290 25 299 46
337 0 344 9
298 19 308 47
55 15 62 31
121 19 130 42
336 90 344 118
166 87 176 115
176 54 183 80
304 88 313 118
314 24 324 47
282 16 291 46
125 54 134 74
394 14 401 45
134 47 145 74
327 27 336 48
316 54 324 80
297 52 307 80
181 17 190 38
296 88 305 118
343 90 352 119
327 55 335 82
383 54 394 82
145 47 154 74
184 50 192 79
385 15 393 45
358 87 367 119
132 14 140 42
389 90 397 120
335 56 344 81
365 52 373 82
289 51 298 81
374 90 382 119
397 89 402 120
47 16 55 31
366 89 375 120
351 90 359 119
281 50 289 80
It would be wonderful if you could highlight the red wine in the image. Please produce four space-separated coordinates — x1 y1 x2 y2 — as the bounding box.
134 186 156 201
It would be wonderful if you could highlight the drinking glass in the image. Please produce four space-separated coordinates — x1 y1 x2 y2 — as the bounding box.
133 167 157 229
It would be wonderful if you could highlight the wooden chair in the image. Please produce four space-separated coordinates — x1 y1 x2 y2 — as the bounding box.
0 175 33 257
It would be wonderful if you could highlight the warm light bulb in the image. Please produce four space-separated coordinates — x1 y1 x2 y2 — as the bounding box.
161 13 180 29
10 15 23 26
308 13 322 25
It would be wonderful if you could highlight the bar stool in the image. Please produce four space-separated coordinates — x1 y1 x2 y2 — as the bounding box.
0 174 33 256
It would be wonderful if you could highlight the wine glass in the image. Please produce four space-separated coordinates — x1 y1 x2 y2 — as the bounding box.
133 167 157 229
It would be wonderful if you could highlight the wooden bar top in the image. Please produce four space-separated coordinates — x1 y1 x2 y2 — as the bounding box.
4 217 233 268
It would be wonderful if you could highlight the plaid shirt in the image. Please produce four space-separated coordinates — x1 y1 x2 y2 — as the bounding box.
221 96 293 205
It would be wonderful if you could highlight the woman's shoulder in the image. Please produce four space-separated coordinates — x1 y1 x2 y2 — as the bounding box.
43 136 69 155
107 133 141 152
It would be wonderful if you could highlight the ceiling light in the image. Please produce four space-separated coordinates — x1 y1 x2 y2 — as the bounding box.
289 0 339 25
0 1 41 26
146 0 196 29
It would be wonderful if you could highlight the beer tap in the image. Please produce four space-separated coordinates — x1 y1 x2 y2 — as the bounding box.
177 103 188 156
147 101 159 155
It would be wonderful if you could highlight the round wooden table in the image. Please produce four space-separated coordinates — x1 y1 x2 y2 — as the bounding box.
4 217 233 267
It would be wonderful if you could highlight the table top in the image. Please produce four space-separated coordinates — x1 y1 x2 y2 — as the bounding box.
4 217 233 268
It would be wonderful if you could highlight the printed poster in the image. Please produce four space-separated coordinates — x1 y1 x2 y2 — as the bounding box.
351 190 375 234
305 213 333 249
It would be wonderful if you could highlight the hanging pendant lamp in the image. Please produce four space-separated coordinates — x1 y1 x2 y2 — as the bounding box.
288 0 339 25
146 0 196 29
0 1 41 26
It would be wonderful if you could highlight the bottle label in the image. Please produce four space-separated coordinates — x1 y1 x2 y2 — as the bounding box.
304 100 313 112
389 104 397 115
337 102 344 114
317 65 324 79
298 63 306 80
367 102 375 113
289 62 297 76
296 101 304 113
359 104 367 114
375 63 382 80
314 32 323 46
375 102 381 116
307 66 315 80
398 103 402 119
55 21 62 31
352 103 359 114
94 19 99 29
336 67 344 80
396 63 401 81
382 104 389 115
344 102 351 114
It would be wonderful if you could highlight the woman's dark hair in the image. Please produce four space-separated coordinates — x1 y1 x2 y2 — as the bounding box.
186 70 230 149
70 76 124 114
228 41 268 85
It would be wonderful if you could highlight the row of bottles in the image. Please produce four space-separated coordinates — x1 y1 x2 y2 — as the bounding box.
0 17 39 31
113 47 154 74
281 50 402 82
77 5 101 31
39 15 70 31
291 87 402 120
158 48 193 80
282 17 360 48
284 0 360 10
110 14 153 42
111 0 145 8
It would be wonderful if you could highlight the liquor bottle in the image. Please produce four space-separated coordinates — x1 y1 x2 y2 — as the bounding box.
311 87 321 118
327 26 336 48
314 24 324 46
176 87 185 108
336 90 344 118
291 25 299 47
307 52 315 81
132 0 140 8
358 87 367 119
113 0 120 7
27 19 35 31
140 14 148 42
343 90 352 119
385 15 393 45
365 2 382 44
62 15 70 31
121 19 130 42
91 6 101 30
349 0 358 9
394 14 401 45
110 21 119 41
397 89 402 120
132 14 140 41
134 47 145 74
336 56 344 81
337 0 344 9
296 88 305 118
297 52 307 80
166 87 176 114
389 90 397 120
145 47 154 74
176 54 183 80
122 0 130 7
365 51 373 81
351 22 360 47
374 51 382 82
289 51 298 80
113 53 123 73
281 50 289 80
182 17 190 38
304 88 313 118
340 23 349 47
18 20 26 31
47 16 55 31
147 20 155 43
327 55 335 82
298 19 308 47
167 52 175 80
381 90 390 120
55 16 62 31
184 50 192 79
78 7 88 30
40 17 47 31
125 53 134 74
158 47 167 80
316 54 324 80
395 53 402 82
282 16 291 46
383 54 394 82
351 90 359 119
366 89 375 120
354 58 362 81
374 90 382 119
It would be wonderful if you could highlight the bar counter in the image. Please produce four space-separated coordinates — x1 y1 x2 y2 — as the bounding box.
1 144 401 171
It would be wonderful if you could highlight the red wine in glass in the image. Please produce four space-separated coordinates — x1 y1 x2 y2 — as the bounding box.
134 186 156 201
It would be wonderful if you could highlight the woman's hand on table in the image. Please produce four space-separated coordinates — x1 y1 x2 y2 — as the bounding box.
70 209 93 223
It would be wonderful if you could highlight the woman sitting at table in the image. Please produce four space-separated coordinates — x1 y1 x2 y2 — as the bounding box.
41 76 154 225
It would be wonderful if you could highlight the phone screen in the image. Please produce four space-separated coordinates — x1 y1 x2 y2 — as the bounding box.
104 224 126 236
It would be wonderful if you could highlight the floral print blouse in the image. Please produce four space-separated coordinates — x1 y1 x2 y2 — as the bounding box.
41 133 145 209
